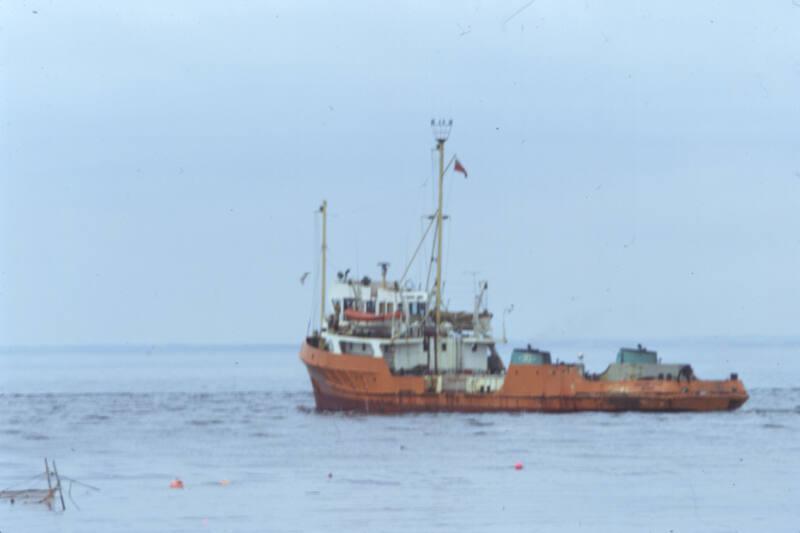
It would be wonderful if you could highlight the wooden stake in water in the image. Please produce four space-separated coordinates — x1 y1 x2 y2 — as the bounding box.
51 460 66 511
44 457 55 509
44 458 53 492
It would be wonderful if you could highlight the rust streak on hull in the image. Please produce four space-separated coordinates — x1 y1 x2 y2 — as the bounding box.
300 343 748 414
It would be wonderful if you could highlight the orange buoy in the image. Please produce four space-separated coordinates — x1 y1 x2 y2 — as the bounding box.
170 478 184 489
514 462 524 471
220 479 230 486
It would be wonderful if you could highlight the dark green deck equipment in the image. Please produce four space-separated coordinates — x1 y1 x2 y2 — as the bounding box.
511 345 552 365
616 344 658 364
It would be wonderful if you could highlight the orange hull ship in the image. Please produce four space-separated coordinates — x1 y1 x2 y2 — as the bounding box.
300 122 748 414
300 342 747 413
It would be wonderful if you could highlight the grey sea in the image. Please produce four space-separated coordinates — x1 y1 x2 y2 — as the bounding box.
1 340 798 533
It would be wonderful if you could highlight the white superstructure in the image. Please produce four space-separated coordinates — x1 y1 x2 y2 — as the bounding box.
311 120 505 378
320 277 501 375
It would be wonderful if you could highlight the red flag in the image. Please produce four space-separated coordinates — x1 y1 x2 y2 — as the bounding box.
454 159 468 178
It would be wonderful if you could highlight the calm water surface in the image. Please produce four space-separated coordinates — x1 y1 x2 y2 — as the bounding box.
1 341 798 532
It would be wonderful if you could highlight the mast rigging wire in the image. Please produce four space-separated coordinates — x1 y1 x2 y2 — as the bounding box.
399 216 435 285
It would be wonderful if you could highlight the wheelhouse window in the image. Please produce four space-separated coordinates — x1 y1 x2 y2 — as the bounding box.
340 341 374 356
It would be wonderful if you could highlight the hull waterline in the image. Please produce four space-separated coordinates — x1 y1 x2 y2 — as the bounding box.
300 343 748 414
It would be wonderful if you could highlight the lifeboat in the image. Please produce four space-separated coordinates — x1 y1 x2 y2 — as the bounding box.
343 309 403 322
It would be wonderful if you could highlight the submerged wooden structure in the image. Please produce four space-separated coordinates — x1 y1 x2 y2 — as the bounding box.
0 458 66 511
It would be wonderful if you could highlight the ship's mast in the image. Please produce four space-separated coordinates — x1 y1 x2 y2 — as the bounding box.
431 119 452 374
320 200 327 333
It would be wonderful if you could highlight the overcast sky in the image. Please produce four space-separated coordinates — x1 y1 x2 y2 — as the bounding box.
1 1 799 345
